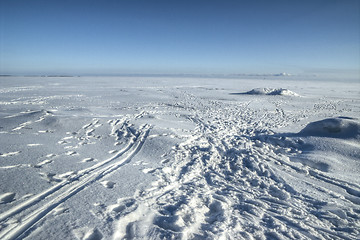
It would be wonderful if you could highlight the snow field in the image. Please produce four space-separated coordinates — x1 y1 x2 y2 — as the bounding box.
0 76 359 239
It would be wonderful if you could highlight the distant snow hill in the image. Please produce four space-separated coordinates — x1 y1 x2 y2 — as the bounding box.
239 88 299 96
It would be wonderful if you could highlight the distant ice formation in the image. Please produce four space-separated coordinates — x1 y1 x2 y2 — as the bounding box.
244 88 299 96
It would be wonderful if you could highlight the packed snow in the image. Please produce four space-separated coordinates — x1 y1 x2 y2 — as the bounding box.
0 76 359 239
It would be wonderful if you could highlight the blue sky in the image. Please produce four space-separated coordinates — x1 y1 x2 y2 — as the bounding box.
0 0 359 77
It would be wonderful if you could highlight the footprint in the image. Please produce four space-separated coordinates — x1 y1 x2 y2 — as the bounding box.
205 200 228 224
83 228 103 240
12 121 32 131
108 150 118 154
62 136 74 140
64 146 78 150
82 157 95 163
66 151 77 156
107 198 136 214
101 181 115 189
34 117 45 122
107 203 126 213
142 168 157 174
133 161 142 166
38 130 51 133
161 159 170 164
27 143 43 147
0 151 21 157
148 134 159 139
53 206 69 216
58 171 77 179
82 123 92 129
21 193 34 200
0 164 27 169
73 227 103 240
86 129 95 136
33 159 53 168
268 185 291 200
66 131 78 135
0 192 16 203
39 172 61 183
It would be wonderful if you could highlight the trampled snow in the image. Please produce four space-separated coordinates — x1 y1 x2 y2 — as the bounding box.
0 76 359 239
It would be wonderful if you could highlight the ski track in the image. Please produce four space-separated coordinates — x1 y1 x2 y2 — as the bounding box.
0 118 151 240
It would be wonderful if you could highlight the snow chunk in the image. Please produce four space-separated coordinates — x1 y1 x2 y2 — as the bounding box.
244 88 299 96
299 117 360 139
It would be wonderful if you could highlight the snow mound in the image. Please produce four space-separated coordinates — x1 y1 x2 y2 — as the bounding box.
299 117 360 139
245 88 299 96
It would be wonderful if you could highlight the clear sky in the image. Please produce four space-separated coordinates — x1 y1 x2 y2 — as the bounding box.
0 0 359 77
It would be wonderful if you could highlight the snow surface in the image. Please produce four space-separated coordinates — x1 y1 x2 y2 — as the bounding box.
0 76 359 239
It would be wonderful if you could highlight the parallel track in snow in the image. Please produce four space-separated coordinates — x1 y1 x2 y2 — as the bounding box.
0 124 150 240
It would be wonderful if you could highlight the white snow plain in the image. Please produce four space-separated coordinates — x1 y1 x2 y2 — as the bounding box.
0 76 359 240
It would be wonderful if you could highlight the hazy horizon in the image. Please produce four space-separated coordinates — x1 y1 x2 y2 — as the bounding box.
1 0 359 79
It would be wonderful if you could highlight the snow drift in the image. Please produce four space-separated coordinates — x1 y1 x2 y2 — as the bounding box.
244 88 299 96
299 117 360 139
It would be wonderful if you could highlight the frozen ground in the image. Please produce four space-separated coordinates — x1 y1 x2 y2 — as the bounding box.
0 76 359 240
